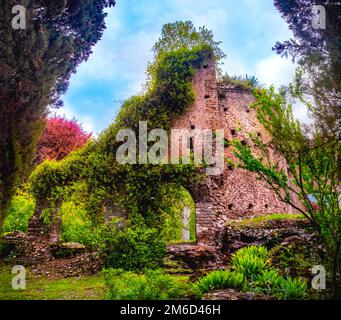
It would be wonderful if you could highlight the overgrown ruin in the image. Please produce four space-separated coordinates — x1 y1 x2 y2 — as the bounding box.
2 58 301 270
172 61 296 245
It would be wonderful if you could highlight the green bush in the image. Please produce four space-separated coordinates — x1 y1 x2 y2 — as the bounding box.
231 246 269 278
275 276 308 300
193 270 245 298
103 225 166 271
59 201 94 245
194 246 308 300
219 73 260 90
253 269 282 292
2 191 35 233
161 185 196 243
102 269 192 300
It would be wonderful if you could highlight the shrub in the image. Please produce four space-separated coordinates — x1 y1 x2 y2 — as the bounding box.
2 191 35 233
252 269 282 293
219 73 260 90
194 246 308 300
275 276 308 300
59 201 94 245
231 246 269 278
102 269 192 300
193 270 245 298
103 225 166 271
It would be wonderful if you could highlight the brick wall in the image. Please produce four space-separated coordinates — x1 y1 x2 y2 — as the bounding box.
171 60 298 247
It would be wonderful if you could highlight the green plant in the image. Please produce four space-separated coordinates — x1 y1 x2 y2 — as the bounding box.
59 201 94 245
219 73 260 90
0 0 116 226
2 189 35 234
193 270 245 298
194 246 308 300
151 21 225 72
103 225 166 271
253 269 282 292
161 185 196 243
275 276 308 300
231 246 269 278
231 81 340 294
102 269 192 300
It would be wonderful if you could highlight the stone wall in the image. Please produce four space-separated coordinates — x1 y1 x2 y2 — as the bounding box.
12 59 302 269
171 60 300 247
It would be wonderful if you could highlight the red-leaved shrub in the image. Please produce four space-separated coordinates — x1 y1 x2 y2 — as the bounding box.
36 116 92 163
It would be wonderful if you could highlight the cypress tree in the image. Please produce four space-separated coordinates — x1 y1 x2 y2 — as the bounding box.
0 0 116 225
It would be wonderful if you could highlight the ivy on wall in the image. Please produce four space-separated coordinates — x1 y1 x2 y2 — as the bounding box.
28 44 214 236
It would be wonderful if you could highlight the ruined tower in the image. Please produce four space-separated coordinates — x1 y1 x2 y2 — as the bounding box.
171 60 293 247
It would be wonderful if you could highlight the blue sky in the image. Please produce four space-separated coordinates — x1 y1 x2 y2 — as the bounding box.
56 0 308 135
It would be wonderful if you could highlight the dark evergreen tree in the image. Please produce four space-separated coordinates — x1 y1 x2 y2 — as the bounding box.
0 0 116 225
273 0 341 137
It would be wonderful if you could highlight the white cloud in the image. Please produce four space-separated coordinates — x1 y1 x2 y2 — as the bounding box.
62 1 312 131
253 55 311 124
292 101 312 124
255 55 296 88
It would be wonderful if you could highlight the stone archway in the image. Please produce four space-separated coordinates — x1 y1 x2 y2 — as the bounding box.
187 174 225 248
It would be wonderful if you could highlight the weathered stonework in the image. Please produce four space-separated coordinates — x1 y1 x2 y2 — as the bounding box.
9 60 303 270
171 61 300 248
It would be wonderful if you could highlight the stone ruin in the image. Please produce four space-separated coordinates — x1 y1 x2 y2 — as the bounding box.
170 61 298 244
1 60 302 271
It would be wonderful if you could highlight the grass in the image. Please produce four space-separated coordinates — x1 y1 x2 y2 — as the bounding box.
102 269 192 300
228 213 305 228
0 264 105 300
0 264 190 300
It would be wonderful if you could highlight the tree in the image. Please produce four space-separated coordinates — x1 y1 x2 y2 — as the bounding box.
273 0 341 138
0 0 116 226
36 116 92 163
231 83 340 296
152 21 226 63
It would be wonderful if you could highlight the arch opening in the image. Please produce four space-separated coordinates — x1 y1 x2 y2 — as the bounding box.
162 184 196 244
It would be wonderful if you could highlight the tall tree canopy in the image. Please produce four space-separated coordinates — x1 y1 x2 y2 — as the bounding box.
273 0 341 137
0 0 116 226
152 21 226 62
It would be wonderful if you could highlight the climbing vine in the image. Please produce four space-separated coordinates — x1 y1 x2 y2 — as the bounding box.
28 44 214 235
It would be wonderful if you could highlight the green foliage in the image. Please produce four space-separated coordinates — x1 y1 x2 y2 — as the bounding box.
252 270 307 299
231 246 269 278
193 270 245 298
271 243 316 278
59 201 94 245
194 246 308 299
162 185 196 243
0 0 116 225
275 276 308 300
219 74 260 90
27 26 217 276
29 41 212 242
253 269 282 290
231 82 340 293
102 269 192 300
100 224 166 271
152 21 226 64
274 1 341 137
2 188 35 233
228 213 305 228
